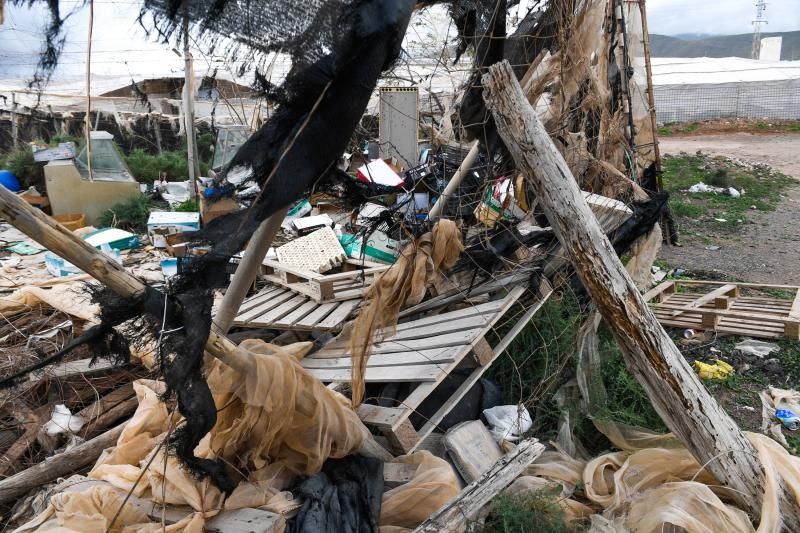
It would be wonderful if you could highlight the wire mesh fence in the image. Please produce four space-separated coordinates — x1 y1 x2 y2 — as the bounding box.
655 81 800 123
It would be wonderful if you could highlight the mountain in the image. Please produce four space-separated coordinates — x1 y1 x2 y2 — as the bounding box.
650 31 800 60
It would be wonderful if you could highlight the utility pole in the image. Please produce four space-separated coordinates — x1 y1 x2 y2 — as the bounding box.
751 0 767 60
182 13 199 201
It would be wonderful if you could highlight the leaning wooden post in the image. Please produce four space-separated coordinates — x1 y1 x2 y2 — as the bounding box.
0 185 249 373
482 59 799 527
213 206 289 335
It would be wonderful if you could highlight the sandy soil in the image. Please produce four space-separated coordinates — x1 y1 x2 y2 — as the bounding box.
659 133 800 285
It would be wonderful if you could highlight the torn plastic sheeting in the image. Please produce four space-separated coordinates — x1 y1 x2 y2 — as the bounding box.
736 339 781 359
16 337 461 531
0 284 98 321
82 340 365 528
571 310 800 532
43 404 84 436
483 404 533 443
349 220 463 406
760 387 800 446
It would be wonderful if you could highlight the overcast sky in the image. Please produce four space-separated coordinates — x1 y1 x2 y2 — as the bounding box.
1 0 799 87
647 0 800 35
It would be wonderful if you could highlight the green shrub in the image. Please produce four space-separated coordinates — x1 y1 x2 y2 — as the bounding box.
0 147 43 190
474 491 573 533
174 198 199 212
125 148 212 183
98 194 152 232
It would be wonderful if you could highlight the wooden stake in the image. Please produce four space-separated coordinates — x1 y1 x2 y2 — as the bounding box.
85 0 94 181
213 207 289 335
10 92 18 149
182 14 199 202
482 59 799 527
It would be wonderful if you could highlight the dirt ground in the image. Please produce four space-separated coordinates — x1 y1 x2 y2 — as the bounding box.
659 133 800 285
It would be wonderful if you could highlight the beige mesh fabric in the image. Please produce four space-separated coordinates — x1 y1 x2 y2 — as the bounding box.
624 482 755 533
520 425 800 533
12 484 206 532
349 220 463 406
0 284 97 321
379 451 461 531
77 340 365 528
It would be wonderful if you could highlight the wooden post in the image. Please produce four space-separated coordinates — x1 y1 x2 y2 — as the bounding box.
637 0 677 244
10 92 18 149
427 140 479 220
213 207 289 334
483 60 799 527
182 15 199 202
84 0 94 181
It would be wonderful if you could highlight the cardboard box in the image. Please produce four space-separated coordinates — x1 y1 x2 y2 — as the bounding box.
200 196 240 224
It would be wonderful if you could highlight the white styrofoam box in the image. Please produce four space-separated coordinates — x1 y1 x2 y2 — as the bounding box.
275 226 347 273
293 214 335 233
356 159 405 187
147 212 200 247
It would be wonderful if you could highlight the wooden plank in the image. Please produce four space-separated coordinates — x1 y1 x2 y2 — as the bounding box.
236 286 283 314
394 300 506 331
302 346 463 370
412 438 545 532
263 259 324 280
790 289 800 320
383 463 419 489
250 294 308 325
236 289 294 323
326 315 492 349
357 405 408 429
317 329 481 356
675 280 800 291
307 364 443 383
642 281 675 302
316 299 360 329
383 419 420 454
652 302 794 325
670 284 738 317
411 290 552 448
653 310 786 329
274 299 319 327
295 301 338 328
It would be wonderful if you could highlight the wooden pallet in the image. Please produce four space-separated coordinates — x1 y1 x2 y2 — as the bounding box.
301 283 552 454
262 258 390 303
644 280 800 340
231 284 361 332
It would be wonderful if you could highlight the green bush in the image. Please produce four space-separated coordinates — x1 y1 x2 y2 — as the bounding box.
174 198 199 212
98 194 152 232
125 148 211 183
0 147 43 190
474 491 573 533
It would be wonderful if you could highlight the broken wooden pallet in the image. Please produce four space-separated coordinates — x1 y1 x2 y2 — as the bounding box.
644 280 800 340
262 258 390 303
231 284 361 332
301 283 552 454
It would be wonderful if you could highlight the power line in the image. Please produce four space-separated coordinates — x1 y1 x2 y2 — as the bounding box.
751 0 768 60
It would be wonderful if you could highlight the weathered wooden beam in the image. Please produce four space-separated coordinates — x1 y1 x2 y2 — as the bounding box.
412 438 545 532
482 59 799 527
0 185 252 374
213 207 289 335
0 423 125 505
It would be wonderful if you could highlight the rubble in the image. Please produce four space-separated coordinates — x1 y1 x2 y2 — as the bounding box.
0 0 798 532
